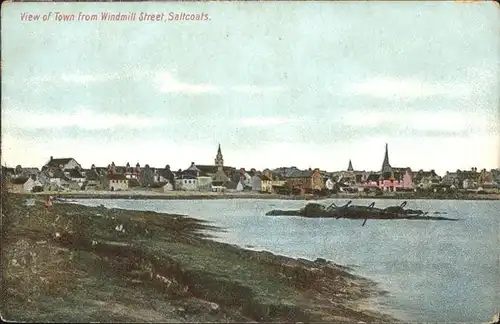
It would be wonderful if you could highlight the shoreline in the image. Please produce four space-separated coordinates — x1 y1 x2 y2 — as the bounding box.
26 190 500 201
2 194 397 322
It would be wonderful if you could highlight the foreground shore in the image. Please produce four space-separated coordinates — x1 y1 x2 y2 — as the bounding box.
32 189 500 201
1 194 395 322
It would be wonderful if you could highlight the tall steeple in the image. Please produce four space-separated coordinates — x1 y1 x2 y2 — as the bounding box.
215 143 224 169
381 143 392 173
347 159 354 172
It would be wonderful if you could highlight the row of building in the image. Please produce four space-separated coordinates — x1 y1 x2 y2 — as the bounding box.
2 144 500 194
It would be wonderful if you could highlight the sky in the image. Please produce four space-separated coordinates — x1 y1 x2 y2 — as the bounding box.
2 1 499 175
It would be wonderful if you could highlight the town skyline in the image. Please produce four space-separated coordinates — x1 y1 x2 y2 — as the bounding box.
2 2 499 174
2 142 498 177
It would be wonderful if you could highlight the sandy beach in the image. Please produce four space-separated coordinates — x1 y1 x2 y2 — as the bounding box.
1 193 395 322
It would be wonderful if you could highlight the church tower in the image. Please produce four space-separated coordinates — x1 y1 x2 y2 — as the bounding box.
215 144 224 169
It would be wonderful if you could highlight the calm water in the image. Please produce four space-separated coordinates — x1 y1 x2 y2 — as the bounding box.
73 198 499 322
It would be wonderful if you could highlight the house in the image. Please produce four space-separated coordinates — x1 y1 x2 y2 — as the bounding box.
9 176 36 193
412 170 440 189
455 168 480 189
478 169 494 186
175 162 200 191
260 174 272 193
441 171 460 187
118 163 141 180
236 168 253 189
45 157 81 170
41 169 74 191
176 178 198 191
107 174 128 191
184 162 201 178
262 169 288 193
65 168 86 188
463 178 476 190
285 168 324 194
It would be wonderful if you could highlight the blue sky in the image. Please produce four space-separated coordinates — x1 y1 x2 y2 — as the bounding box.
2 1 499 175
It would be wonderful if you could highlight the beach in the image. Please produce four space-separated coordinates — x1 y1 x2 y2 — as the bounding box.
1 193 395 322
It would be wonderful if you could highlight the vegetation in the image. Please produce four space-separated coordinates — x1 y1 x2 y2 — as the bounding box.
1 193 394 322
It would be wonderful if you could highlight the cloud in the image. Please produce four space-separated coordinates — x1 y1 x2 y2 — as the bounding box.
4 108 167 130
24 69 285 96
28 72 118 86
344 77 472 100
230 85 284 94
155 72 286 95
155 72 220 94
237 117 298 127
341 110 491 133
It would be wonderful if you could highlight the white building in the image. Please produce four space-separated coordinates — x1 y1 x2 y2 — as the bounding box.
45 157 81 170
260 174 272 193
9 176 36 193
325 178 334 190
176 178 198 191
251 174 262 191
108 174 128 191
162 182 173 192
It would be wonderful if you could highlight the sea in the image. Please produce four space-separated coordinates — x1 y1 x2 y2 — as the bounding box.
72 198 499 322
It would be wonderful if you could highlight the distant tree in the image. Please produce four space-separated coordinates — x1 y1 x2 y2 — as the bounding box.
139 165 155 187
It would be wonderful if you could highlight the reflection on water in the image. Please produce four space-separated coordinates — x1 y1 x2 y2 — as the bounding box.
74 198 500 322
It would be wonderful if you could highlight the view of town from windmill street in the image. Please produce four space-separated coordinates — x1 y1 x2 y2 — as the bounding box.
1 1 499 324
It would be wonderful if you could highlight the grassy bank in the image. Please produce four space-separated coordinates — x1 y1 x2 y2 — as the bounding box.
1 193 396 322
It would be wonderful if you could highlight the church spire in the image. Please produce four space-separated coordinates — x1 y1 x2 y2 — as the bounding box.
381 143 392 173
347 159 354 172
215 143 224 168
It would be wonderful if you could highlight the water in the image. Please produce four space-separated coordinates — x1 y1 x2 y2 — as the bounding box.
73 198 499 322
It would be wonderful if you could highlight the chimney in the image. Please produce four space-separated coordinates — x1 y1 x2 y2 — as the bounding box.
50 156 53 161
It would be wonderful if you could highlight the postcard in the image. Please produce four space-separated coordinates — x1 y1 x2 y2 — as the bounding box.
1 1 499 323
